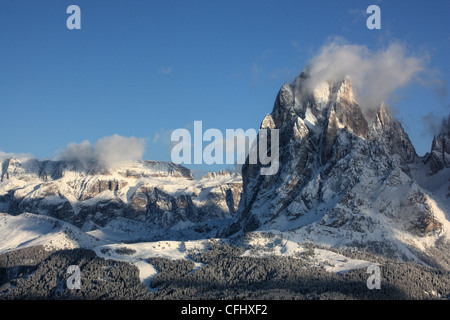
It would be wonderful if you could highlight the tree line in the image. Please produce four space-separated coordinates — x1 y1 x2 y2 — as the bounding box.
0 242 449 300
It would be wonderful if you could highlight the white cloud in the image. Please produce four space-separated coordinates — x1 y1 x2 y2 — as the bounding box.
422 111 448 136
59 140 96 169
303 38 429 119
0 150 33 160
59 134 146 169
95 134 146 168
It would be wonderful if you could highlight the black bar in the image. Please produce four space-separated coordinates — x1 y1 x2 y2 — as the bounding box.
0 299 447 319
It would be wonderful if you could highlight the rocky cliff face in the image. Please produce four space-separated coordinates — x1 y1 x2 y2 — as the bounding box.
0 158 242 233
424 116 450 175
224 71 449 261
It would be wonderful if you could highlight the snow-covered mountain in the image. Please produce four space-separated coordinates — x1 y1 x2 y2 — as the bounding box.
1 69 449 276
0 158 242 237
1 70 450 300
223 71 450 265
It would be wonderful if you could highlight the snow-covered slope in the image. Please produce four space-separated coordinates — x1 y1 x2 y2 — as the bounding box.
0 212 106 253
0 212 377 290
240 231 376 273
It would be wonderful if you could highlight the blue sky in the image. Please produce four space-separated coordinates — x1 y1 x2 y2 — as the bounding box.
1 0 449 174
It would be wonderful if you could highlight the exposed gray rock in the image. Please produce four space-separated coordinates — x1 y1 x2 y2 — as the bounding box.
424 115 450 175
223 71 448 262
0 159 242 231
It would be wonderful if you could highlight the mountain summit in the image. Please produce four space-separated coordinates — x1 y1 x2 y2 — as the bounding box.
225 71 449 264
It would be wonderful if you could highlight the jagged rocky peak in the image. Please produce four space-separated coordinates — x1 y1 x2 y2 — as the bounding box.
226 67 449 260
325 76 369 139
372 102 390 127
271 82 295 127
433 115 450 154
309 74 357 107
262 71 420 174
370 103 417 166
273 72 369 139
424 114 450 174
260 113 276 129
371 102 402 133
335 75 355 105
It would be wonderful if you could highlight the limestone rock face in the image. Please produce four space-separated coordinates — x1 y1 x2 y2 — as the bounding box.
223 71 450 260
370 103 417 167
0 159 242 232
424 116 450 175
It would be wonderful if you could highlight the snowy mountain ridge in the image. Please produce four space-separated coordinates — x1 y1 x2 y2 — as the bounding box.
0 157 242 236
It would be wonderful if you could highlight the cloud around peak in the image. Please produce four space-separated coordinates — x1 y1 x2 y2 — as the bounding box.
302 38 430 119
59 134 146 170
